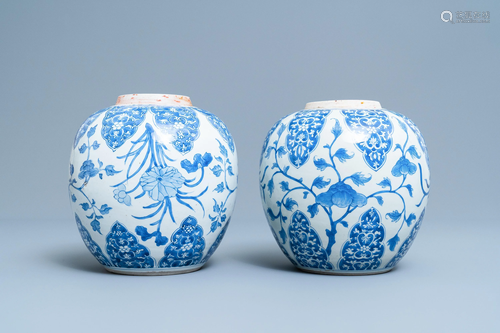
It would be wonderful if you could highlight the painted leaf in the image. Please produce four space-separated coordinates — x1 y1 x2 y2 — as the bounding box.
333 148 354 163
350 172 372 186
312 176 331 189
283 197 298 211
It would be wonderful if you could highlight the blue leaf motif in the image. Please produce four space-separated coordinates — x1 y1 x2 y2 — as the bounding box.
279 181 290 191
377 177 392 189
210 165 223 177
307 203 319 218
98 204 112 215
181 153 213 173
87 125 97 138
90 219 101 234
71 194 77 202
349 172 372 186
374 196 384 205
404 184 413 197
91 141 100 150
135 226 158 241
210 220 221 233
227 166 234 176
386 210 402 222
277 146 287 157
70 164 74 176
78 143 87 154
405 213 416 227
387 234 400 251
277 123 286 137
80 203 90 211
396 118 407 132
283 197 298 211
267 178 274 196
407 145 421 159
279 228 287 244
98 159 103 168
104 165 121 176
213 182 224 193
312 176 331 189
313 157 329 171
331 119 342 137
303 191 309 199
340 221 348 228
154 233 168 246
334 148 354 163
217 139 228 158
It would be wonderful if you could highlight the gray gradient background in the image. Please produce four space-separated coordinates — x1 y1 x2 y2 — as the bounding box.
1 1 499 332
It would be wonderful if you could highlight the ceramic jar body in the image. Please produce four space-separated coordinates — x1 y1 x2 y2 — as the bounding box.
259 100 430 275
69 94 237 275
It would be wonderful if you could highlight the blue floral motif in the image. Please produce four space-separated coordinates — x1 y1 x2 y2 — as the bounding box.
201 218 230 264
386 209 425 269
286 110 330 168
73 108 106 148
196 108 236 153
316 182 367 208
74 214 112 266
159 216 205 267
106 222 155 268
150 107 200 154
113 184 131 206
78 160 99 180
288 210 333 269
342 109 394 171
387 110 429 166
391 156 417 177
140 166 185 201
101 106 149 151
338 207 385 271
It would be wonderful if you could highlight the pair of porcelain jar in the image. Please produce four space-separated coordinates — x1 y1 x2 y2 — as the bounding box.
69 94 430 275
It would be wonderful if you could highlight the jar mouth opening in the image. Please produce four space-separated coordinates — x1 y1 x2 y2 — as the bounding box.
116 94 192 107
304 100 381 110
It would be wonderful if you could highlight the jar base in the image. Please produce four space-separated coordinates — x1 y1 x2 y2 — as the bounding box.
297 266 394 276
104 263 204 276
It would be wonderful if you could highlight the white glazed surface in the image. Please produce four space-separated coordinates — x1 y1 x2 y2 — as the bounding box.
69 95 237 273
259 100 430 274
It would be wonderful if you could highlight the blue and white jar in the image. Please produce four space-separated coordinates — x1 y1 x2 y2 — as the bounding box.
259 100 430 275
69 94 238 275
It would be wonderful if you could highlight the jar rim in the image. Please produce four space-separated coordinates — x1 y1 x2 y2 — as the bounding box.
116 94 192 107
304 100 381 110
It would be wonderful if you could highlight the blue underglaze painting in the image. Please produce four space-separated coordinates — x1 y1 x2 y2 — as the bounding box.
338 207 385 270
288 210 333 269
286 110 330 168
159 216 205 267
341 109 394 171
74 214 112 267
201 218 230 264
386 209 425 269
106 222 155 268
196 108 236 153
74 108 107 148
260 105 430 274
101 106 149 151
151 106 200 154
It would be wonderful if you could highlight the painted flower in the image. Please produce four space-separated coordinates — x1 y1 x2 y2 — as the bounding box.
140 166 185 201
391 157 417 177
113 184 132 206
78 160 99 180
316 182 367 208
